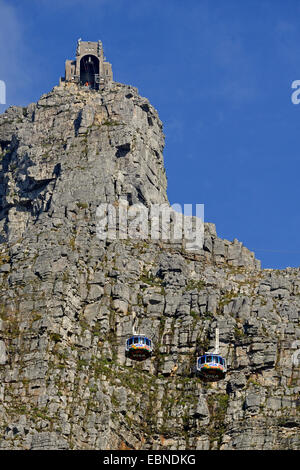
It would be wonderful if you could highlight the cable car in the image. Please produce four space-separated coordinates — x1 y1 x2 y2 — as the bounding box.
125 334 153 361
196 354 226 381
196 327 227 381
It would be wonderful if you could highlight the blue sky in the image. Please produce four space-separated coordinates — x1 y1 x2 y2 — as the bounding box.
0 0 300 269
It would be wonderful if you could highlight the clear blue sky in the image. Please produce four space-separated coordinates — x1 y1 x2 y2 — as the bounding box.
1 0 300 269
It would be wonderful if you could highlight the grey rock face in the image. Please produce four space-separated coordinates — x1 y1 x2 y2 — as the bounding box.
0 82 168 245
0 81 298 450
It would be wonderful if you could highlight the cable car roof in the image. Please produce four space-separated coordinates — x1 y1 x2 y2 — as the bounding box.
199 353 224 358
127 334 150 339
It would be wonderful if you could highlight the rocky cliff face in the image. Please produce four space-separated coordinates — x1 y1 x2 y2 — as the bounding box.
0 81 299 450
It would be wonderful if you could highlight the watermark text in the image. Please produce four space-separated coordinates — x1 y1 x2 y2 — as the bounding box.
291 80 300 104
96 201 204 251
0 80 6 105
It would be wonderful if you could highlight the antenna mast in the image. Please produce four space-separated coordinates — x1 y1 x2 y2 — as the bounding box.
132 311 137 336
214 327 219 355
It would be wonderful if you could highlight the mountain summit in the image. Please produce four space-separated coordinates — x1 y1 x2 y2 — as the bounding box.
0 41 298 450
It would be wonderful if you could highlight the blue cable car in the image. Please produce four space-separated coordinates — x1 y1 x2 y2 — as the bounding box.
125 334 153 361
196 328 227 381
196 354 226 381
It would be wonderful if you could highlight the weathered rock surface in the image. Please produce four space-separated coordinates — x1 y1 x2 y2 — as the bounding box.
0 81 298 450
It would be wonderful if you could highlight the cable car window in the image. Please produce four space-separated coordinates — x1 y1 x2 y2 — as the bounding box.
206 356 212 363
146 339 149 346
134 337 139 344
201 356 205 364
